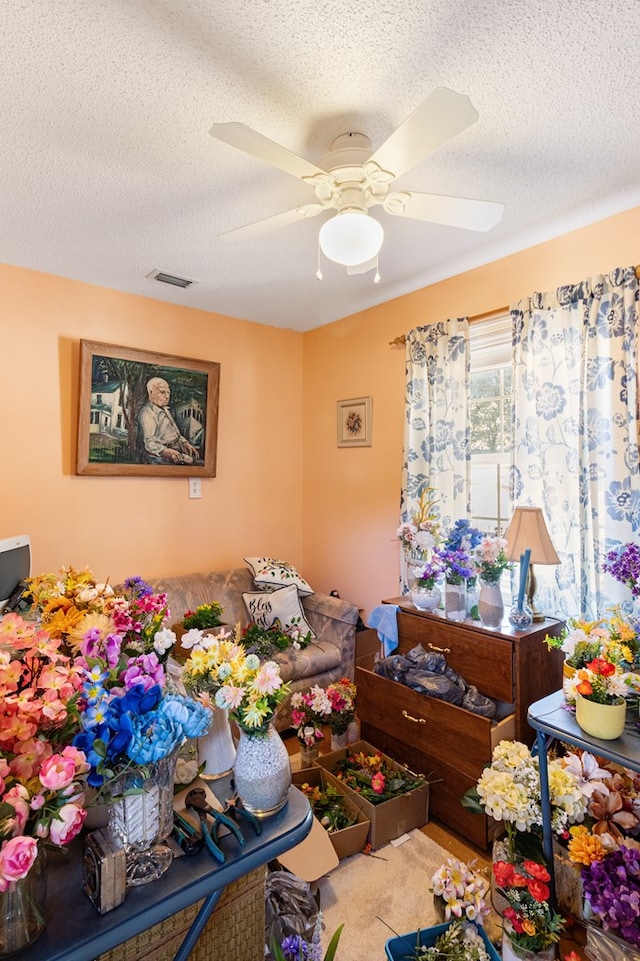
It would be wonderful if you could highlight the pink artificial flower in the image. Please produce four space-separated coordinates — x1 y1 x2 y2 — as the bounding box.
0 835 38 891
3 784 30 834
371 771 386 794
48 803 86 846
38 754 77 791
60 744 91 776
254 661 283 696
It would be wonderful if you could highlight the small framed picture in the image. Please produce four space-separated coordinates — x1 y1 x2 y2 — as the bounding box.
337 396 372 448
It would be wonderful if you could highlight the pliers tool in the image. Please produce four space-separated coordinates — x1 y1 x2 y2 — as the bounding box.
185 788 246 863
221 795 262 837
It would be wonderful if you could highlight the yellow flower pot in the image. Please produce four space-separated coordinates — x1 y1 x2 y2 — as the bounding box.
575 693 626 740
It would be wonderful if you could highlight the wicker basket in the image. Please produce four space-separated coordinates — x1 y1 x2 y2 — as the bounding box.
94 867 266 961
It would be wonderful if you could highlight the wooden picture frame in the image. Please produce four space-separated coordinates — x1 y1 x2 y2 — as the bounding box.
76 340 220 477
337 396 372 448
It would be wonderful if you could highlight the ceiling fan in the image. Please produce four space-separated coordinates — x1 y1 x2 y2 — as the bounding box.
209 87 504 273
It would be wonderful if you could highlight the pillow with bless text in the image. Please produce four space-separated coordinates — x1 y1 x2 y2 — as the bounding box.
241 583 316 639
244 557 314 597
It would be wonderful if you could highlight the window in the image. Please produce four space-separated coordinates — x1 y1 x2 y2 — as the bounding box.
469 314 512 535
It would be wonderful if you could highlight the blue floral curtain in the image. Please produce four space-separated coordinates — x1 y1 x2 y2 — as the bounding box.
400 318 471 586
511 266 640 619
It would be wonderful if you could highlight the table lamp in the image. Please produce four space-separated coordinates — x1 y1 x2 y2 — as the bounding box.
504 507 560 622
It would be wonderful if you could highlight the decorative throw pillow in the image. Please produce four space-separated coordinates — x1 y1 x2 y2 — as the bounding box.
244 557 314 597
241 583 316 639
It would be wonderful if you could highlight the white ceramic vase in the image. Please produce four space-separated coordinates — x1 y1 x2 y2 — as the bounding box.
197 707 236 779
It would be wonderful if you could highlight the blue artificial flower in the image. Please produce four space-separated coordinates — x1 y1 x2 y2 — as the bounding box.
122 575 154 598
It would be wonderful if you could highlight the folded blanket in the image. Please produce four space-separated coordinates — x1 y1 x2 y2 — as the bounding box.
367 604 399 656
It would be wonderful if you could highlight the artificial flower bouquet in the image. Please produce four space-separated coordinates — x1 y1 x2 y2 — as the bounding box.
324 677 357 735
71 614 211 794
331 748 425 805
566 655 631 705
472 535 511 583
27 567 178 665
438 547 476 586
298 780 358 833
396 487 442 560
580 843 640 948
603 541 640 599
412 557 446 590
241 621 313 659
290 686 330 747
545 613 638 672
181 624 290 735
492 858 565 953
182 602 224 631
0 613 90 890
430 857 490 924
468 740 588 859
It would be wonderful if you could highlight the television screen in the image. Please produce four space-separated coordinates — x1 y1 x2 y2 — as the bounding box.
0 535 31 612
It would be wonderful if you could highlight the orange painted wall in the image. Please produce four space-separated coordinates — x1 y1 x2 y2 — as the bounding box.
3 206 639 615
0 265 304 583
303 206 640 620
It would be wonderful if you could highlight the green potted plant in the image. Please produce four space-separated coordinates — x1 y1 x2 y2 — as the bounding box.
182 602 225 631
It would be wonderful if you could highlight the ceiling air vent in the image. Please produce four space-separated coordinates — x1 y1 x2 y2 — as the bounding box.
146 269 196 289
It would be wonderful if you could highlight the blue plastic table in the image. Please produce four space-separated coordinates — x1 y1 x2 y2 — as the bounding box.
16 787 312 961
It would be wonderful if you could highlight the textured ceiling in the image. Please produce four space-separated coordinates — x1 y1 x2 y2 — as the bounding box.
2 0 640 332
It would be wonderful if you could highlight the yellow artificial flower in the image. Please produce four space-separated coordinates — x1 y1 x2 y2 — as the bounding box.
567 830 607 866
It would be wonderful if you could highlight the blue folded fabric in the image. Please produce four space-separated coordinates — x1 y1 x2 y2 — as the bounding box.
367 604 399 656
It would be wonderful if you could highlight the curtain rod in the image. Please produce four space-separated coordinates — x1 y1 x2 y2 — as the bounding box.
388 305 509 347
389 266 640 346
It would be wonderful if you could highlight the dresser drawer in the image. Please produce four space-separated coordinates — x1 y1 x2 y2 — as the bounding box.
397 609 514 703
355 665 515 780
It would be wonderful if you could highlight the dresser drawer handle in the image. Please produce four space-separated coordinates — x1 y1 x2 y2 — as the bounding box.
402 709 426 724
427 643 451 654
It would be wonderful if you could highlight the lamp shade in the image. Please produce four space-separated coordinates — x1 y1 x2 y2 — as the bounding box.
504 507 560 565
319 210 384 267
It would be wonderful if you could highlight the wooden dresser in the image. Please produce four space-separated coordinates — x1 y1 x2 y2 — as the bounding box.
356 600 564 849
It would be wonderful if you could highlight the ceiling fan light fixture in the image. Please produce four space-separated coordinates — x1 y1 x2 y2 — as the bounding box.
318 210 384 267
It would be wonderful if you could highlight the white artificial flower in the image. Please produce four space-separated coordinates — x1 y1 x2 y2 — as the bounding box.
561 751 612 798
153 627 176 655
180 628 205 650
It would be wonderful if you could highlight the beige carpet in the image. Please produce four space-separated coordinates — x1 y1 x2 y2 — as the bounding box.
314 828 444 959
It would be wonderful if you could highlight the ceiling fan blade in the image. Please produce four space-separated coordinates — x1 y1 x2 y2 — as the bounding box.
210 122 326 181
219 203 325 241
385 190 504 232
369 87 479 181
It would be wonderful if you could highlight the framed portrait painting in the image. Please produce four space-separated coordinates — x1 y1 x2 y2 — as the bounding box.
337 396 372 448
76 340 220 477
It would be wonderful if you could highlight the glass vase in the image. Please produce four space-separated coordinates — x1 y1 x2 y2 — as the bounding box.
197 707 236 779
299 742 320 767
330 730 349 751
0 845 46 957
233 722 291 817
444 581 466 621
478 575 504 630
107 749 178 886
410 584 441 611
501 932 556 961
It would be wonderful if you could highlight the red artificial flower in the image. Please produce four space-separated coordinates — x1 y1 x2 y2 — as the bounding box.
586 657 616 677
511 872 528 888
523 860 550 881
504 907 524 933
527 878 551 902
492 860 516 887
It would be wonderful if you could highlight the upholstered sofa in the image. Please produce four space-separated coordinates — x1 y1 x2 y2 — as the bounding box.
149 566 359 730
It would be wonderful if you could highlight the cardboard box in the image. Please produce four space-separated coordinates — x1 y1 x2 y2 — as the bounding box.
316 740 429 850
292 767 370 860
277 810 339 881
